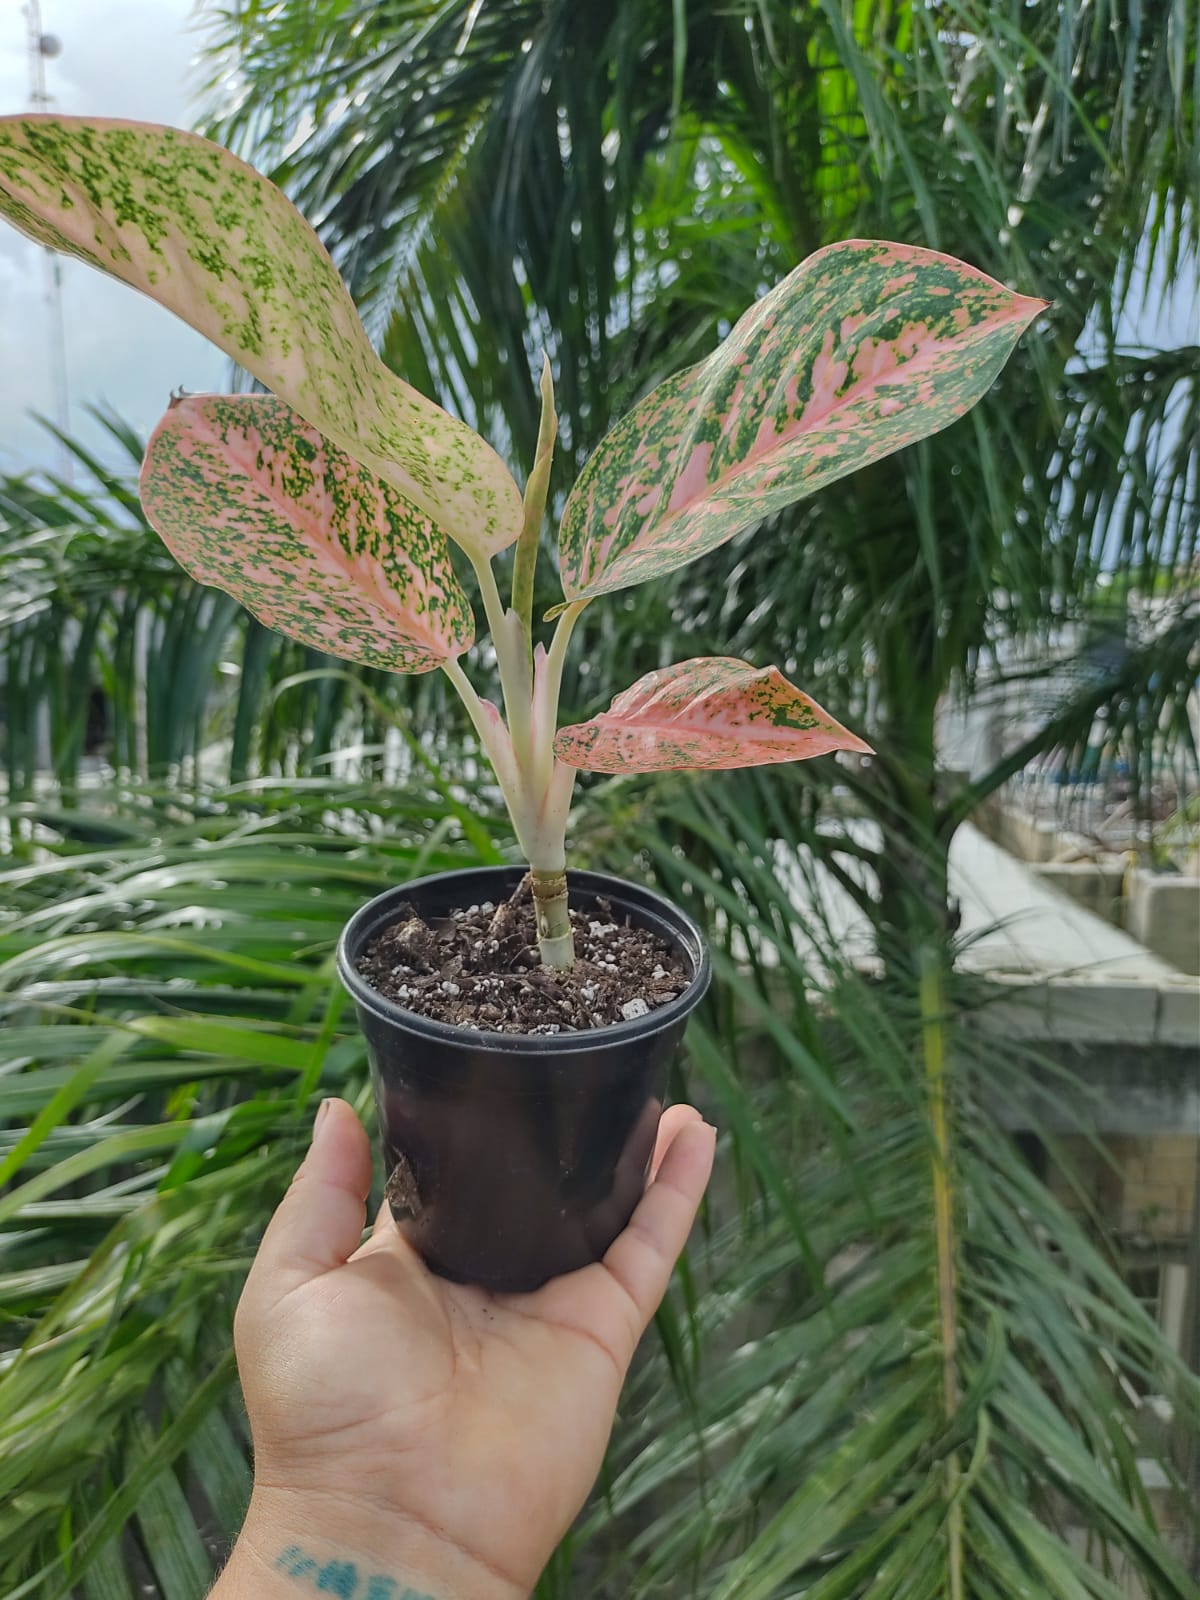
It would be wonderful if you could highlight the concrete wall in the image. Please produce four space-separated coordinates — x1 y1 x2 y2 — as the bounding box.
977 974 1199 1050
975 803 1199 974
1125 866 1200 976
1046 1133 1198 1242
977 797 1094 864
1033 858 1126 924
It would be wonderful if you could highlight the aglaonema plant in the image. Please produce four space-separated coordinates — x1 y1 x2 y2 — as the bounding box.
0 117 1044 971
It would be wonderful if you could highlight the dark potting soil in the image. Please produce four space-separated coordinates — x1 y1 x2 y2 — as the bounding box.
354 875 689 1034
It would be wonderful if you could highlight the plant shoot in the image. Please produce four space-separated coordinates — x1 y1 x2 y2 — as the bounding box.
0 116 1043 968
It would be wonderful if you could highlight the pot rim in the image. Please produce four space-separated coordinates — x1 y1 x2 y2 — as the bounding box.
336 865 711 1054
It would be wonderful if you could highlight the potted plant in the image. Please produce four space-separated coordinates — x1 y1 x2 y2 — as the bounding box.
0 116 1043 1289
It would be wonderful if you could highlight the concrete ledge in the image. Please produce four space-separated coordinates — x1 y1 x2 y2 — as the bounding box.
976 803 1199 975
976 799 1096 865
975 972 1199 1047
1031 859 1125 925
973 973 1198 1134
1126 867 1199 975
1157 983 1200 1047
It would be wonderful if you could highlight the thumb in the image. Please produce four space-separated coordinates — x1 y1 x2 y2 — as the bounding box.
246 1098 374 1293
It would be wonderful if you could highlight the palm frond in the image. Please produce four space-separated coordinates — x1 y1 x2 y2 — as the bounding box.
201 0 1199 946
3 766 1194 1596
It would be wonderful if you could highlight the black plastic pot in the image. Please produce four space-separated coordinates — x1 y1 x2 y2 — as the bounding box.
336 866 710 1293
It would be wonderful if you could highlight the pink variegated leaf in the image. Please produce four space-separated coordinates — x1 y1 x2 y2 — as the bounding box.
139 394 473 673
559 240 1046 602
554 658 872 773
0 115 522 559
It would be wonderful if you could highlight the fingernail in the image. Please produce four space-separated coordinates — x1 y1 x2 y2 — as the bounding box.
313 1098 334 1140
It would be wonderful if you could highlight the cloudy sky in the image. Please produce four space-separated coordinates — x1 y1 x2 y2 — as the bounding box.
0 0 226 474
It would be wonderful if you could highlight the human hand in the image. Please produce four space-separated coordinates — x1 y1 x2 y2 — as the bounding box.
215 1097 715 1600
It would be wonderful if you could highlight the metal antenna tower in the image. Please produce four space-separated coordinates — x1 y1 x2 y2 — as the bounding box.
25 0 72 474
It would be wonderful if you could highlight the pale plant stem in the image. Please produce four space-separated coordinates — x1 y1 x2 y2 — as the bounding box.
518 603 589 968
528 599 588 799
439 655 520 805
471 552 533 770
470 547 512 648
544 600 588 703
919 947 963 1600
452 560 584 969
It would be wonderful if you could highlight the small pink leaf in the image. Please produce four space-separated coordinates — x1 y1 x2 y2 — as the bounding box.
0 115 522 558
560 240 1046 601
139 394 473 673
554 658 872 773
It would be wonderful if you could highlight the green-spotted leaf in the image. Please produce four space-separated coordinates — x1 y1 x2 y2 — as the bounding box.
139 394 473 673
554 658 872 772
0 115 522 559
559 240 1046 601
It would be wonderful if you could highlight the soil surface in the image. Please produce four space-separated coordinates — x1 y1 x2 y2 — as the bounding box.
355 875 689 1034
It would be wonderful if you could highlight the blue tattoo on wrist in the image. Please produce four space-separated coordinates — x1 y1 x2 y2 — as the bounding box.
275 1545 436 1600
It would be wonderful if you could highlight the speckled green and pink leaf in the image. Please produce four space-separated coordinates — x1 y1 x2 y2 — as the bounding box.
554 658 872 772
0 115 522 559
559 240 1046 602
139 394 473 672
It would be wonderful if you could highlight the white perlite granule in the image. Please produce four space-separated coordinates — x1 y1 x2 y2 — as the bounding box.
620 997 650 1021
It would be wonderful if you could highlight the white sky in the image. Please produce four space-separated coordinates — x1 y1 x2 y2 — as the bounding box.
0 0 226 474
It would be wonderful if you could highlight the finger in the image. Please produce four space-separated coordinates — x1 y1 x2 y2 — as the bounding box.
348 1195 400 1261
246 1098 373 1291
649 1103 704 1182
601 1118 715 1338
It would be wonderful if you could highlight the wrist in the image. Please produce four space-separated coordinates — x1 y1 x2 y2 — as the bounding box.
215 1484 527 1600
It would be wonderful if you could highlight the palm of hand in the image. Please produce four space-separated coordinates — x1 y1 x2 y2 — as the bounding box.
235 1102 711 1597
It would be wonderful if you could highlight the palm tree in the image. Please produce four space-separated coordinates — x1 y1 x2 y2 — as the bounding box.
205 0 1199 953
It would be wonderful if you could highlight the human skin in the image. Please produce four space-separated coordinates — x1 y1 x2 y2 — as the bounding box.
211 1097 716 1600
